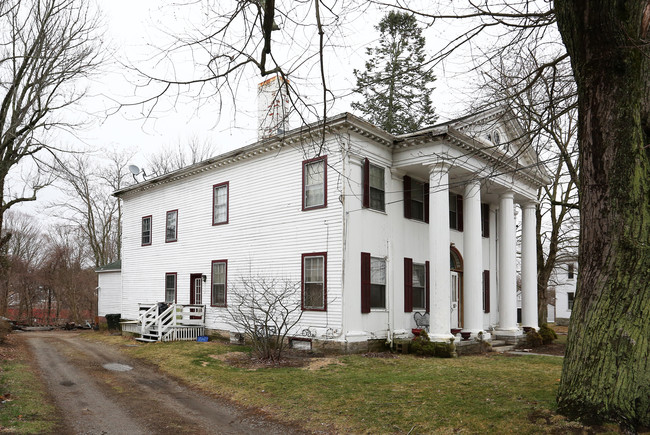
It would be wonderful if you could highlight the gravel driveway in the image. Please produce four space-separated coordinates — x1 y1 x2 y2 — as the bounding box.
21 331 306 435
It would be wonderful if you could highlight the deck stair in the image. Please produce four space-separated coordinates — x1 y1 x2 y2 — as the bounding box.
121 303 205 342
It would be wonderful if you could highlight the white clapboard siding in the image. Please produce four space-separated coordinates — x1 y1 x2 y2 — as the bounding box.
120 138 344 334
97 271 122 316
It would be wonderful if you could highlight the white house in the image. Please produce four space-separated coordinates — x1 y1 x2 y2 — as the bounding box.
552 258 577 325
111 107 549 350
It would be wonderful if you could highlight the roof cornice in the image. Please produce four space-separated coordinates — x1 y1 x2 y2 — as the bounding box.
114 113 395 198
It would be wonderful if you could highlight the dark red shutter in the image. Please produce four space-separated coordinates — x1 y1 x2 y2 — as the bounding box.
425 261 430 313
361 252 371 313
481 203 490 237
457 194 464 231
483 270 490 313
362 158 370 209
424 183 430 223
403 175 412 219
404 257 413 312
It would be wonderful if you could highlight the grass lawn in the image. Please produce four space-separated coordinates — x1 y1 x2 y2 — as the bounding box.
85 333 593 434
0 335 60 434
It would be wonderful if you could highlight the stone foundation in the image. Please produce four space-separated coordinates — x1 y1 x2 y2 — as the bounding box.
554 317 570 326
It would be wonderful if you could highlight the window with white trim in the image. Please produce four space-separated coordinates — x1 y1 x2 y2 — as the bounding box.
568 292 575 310
370 257 386 309
369 164 385 211
412 263 426 310
411 180 425 221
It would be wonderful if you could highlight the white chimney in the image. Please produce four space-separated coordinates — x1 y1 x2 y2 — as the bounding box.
258 76 290 140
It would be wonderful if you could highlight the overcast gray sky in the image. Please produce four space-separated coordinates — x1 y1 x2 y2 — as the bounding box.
13 1 480 219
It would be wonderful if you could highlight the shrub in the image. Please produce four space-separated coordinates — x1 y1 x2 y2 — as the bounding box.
105 314 121 331
525 330 543 348
0 319 11 343
409 330 455 358
538 324 558 345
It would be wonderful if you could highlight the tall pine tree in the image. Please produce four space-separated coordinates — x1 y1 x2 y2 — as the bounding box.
352 11 437 134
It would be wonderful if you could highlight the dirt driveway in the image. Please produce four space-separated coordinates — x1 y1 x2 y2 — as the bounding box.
20 331 307 435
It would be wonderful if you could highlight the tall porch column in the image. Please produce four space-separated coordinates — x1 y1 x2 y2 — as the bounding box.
428 163 453 342
521 202 539 329
463 180 484 334
497 192 518 332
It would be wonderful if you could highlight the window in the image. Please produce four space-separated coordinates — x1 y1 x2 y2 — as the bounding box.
568 292 575 310
165 273 176 303
370 257 386 309
213 182 229 225
481 203 490 238
403 176 428 222
302 253 326 310
211 260 227 306
412 263 426 310
361 253 386 312
449 193 464 231
568 263 575 279
483 270 490 313
363 159 385 211
303 156 327 210
411 181 425 221
403 258 429 312
493 130 501 145
141 216 152 246
165 210 178 242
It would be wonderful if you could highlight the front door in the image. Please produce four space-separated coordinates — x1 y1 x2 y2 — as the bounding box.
450 271 460 329
190 274 202 305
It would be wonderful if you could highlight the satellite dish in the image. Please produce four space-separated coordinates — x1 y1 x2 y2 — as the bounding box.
128 164 147 182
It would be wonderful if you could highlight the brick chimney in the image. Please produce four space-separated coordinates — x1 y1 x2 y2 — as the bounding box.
258 76 290 140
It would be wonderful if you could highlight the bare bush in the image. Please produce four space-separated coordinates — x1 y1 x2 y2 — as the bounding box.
226 276 303 362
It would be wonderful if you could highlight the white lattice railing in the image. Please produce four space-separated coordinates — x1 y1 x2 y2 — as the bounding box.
128 303 205 342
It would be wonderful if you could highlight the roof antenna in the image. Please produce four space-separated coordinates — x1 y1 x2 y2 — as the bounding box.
128 165 148 183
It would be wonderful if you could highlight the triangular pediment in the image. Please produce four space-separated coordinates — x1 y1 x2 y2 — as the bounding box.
449 107 540 170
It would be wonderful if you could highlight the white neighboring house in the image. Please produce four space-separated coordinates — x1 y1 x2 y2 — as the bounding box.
552 258 577 326
110 108 549 349
96 260 122 317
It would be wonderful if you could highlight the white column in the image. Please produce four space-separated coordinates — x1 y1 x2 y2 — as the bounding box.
462 180 483 334
428 164 453 341
497 192 518 332
521 202 539 329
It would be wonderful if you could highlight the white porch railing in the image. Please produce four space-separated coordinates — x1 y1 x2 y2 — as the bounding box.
121 303 206 342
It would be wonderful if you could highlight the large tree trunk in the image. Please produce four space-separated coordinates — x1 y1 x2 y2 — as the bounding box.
555 1 650 429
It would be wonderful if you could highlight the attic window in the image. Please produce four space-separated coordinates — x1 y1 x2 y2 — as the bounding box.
492 130 501 146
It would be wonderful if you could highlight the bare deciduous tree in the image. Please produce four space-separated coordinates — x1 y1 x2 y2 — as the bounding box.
226 275 303 362
146 136 219 177
0 0 102 265
53 152 131 267
41 225 95 324
0 210 43 318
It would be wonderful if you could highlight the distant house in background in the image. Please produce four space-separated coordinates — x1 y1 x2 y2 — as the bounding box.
552 257 577 326
96 260 122 317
